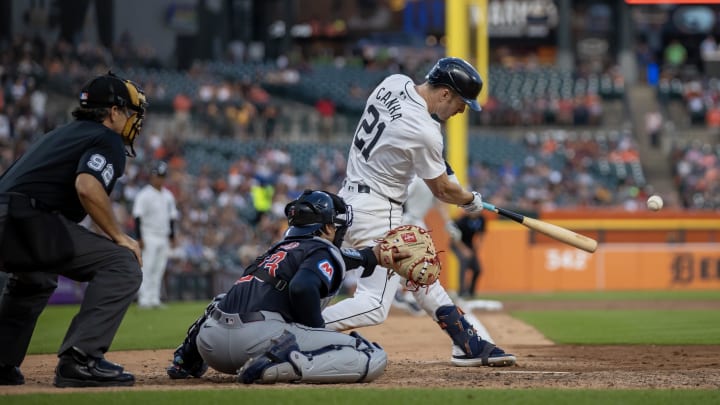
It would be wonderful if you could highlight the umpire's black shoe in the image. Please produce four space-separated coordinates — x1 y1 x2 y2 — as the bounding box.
54 347 135 388
0 364 25 385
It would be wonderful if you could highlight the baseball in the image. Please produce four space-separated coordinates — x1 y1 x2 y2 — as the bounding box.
647 195 663 211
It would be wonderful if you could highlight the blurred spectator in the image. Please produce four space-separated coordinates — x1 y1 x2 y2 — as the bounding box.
315 95 336 140
172 93 192 137
644 111 663 148
700 35 718 62
664 39 687 70
262 104 280 140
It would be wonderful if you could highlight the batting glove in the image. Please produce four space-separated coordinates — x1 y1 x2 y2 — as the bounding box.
459 191 483 213
445 221 462 241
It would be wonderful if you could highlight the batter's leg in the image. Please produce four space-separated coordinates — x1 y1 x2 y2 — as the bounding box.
411 280 454 319
436 305 516 367
322 268 400 331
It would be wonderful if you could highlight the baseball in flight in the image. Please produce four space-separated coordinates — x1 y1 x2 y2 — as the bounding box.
647 195 663 211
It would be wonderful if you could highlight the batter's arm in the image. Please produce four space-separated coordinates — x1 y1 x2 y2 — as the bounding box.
424 173 474 205
76 173 142 265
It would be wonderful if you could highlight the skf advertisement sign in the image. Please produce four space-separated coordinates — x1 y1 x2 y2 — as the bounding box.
524 245 720 292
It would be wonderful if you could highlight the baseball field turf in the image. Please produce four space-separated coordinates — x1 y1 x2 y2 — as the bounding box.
1 290 719 404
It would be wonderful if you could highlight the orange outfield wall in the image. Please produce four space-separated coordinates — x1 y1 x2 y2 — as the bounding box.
425 209 720 292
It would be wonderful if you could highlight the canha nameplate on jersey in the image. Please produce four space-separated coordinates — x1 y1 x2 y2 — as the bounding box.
375 87 403 121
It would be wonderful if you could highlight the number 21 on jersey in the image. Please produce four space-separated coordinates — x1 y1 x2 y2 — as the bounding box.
353 105 386 161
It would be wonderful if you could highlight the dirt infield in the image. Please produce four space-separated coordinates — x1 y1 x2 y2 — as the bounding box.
3 300 720 393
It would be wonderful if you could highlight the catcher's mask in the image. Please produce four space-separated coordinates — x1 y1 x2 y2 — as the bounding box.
284 189 353 247
78 71 148 157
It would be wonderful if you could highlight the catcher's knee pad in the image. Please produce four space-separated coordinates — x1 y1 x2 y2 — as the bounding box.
287 342 387 383
436 305 482 355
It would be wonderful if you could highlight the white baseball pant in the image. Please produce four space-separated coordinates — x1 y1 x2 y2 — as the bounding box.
138 234 170 307
322 182 453 331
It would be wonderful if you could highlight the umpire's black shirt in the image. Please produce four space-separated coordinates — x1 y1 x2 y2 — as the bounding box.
0 120 126 222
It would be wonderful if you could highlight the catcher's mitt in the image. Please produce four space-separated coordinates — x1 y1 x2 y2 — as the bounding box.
377 225 441 286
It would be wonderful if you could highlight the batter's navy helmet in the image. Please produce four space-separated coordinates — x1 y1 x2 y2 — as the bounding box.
284 190 353 240
426 57 483 111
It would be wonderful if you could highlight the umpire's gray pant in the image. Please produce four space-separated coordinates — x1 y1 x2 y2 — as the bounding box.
0 215 141 366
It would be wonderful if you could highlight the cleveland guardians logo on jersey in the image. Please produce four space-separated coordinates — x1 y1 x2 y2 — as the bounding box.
317 260 334 282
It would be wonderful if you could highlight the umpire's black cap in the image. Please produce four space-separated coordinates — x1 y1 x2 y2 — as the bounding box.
78 71 146 114
426 57 483 111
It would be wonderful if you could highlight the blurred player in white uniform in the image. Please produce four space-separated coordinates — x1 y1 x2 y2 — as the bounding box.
322 57 515 367
133 161 178 308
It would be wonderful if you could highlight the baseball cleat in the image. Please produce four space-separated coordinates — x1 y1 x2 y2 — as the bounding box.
0 364 25 385
54 347 135 388
451 343 516 367
166 354 208 379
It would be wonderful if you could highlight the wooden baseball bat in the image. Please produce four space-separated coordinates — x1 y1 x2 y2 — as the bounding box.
482 202 598 253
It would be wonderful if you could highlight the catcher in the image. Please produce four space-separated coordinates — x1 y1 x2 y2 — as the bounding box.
167 190 413 384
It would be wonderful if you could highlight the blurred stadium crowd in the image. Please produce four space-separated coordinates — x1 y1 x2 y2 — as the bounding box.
2 28 720 296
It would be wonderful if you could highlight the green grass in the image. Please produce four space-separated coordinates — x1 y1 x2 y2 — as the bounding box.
27 291 720 354
27 302 207 354
4 388 720 405
513 309 720 344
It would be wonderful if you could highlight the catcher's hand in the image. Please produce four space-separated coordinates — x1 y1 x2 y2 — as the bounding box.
376 225 441 286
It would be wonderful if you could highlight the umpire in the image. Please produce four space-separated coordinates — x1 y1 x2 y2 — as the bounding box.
0 72 147 387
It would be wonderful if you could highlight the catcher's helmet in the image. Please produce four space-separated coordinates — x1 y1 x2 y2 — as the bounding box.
426 57 483 111
284 190 353 242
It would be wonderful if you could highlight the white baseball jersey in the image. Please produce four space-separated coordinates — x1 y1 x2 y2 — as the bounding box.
346 74 447 204
132 185 178 239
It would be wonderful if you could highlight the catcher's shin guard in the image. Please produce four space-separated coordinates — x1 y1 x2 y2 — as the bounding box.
239 331 387 384
167 294 225 379
287 341 386 384
436 305 516 367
